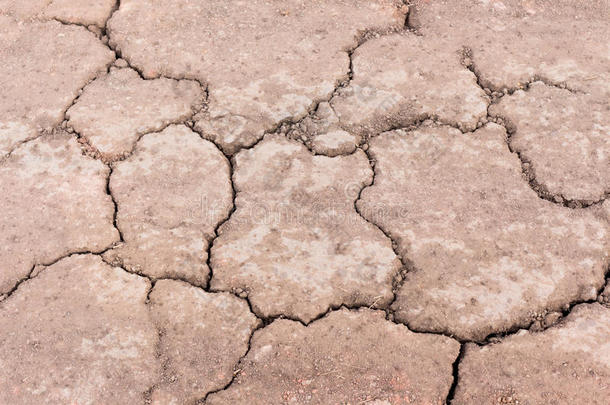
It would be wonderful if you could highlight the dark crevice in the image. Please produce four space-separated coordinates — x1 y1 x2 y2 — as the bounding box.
142 279 168 405
103 2 206 88
402 1 422 34
102 0 207 91
201 141 237 291
460 47 581 96
4 3 606 402
101 262 261 404
446 343 466 404
1 132 45 165
198 301 463 402
197 125 407 329
353 144 415 315
105 165 125 243
484 262 610 343
99 255 210 292
64 73 207 164
200 319 265 403
0 266 37 304
385 261 610 346
102 0 121 37
2 56 114 166
50 17 101 37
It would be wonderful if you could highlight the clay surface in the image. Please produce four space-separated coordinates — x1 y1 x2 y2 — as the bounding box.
211 135 401 322
454 304 610 405
103 125 233 287
358 123 609 341
148 280 259 403
411 0 609 100
491 82 609 203
332 33 488 135
108 0 406 153
0 0 117 27
0 133 118 295
67 68 204 161
0 255 157 404
1 0 608 402
208 309 460 404
0 16 113 155
290 102 361 157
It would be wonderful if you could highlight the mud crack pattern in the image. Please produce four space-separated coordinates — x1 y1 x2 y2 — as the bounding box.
0 0 608 404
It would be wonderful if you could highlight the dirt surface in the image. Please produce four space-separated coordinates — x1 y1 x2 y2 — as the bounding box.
0 0 608 404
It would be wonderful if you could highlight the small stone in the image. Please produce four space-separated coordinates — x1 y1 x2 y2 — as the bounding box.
599 281 610 306
311 129 359 156
114 58 129 68
542 311 563 328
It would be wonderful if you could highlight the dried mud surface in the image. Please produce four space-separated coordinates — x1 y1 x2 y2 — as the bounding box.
1 0 608 403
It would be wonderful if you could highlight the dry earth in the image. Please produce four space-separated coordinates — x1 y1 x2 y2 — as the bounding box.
0 0 609 404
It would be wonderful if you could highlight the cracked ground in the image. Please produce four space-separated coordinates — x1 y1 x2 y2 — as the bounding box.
0 0 609 404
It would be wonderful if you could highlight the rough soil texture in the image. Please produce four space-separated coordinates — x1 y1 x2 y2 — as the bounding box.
207 309 460 404
148 280 260 403
67 68 204 161
411 0 610 100
491 82 609 203
454 303 610 404
108 0 406 154
103 125 233 287
290 102 361 157
0 255 158 404
0 133 118 295
0 16 113 155
331 33 488 135
1 0 609 403
359 123 609 341
210 135 401 322
0 0 117 27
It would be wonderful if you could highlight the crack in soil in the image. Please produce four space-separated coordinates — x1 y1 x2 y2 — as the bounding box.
0 131 45 165
445 343 466 404
460 47 606 208
4 247 602 401
0 248 117 303
3 2 607 401
105 164 125 243
68 81 207 165
353 144 416 315
197 10 412 157
197 137 237 291
460 47 582 96
495 113 609 208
